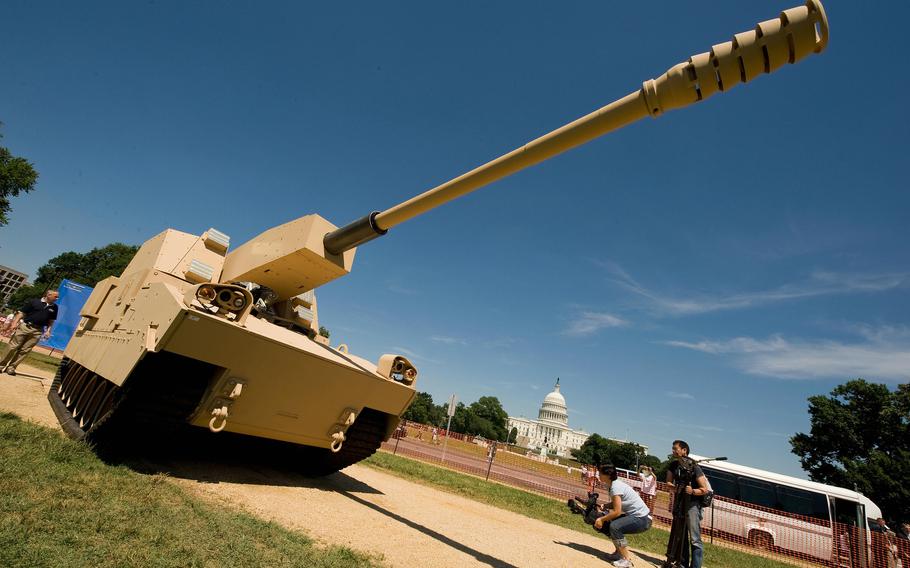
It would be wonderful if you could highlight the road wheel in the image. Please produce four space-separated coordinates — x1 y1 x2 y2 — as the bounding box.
749 530 774 550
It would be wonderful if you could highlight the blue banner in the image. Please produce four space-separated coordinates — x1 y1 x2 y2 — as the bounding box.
39 279 93 351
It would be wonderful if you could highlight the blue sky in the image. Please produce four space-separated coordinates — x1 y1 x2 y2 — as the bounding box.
2 1 907 480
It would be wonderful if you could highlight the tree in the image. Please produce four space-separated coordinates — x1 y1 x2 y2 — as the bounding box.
0 124 39 226
33 243 138 288
401 392 446 426
572 434 647 470
5 243 139 308
507 426 518 444
6 283 42 310
470 397 508 435
791 379 910 523
448 402 469 433
464 396 509 441
402 394 509 439
401 392 437 424
573 434 614 466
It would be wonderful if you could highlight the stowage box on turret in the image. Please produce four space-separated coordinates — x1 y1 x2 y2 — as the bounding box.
50 1 829 475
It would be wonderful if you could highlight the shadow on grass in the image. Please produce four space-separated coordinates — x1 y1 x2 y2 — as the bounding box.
119 436 520 567
131 455 380 494
554 540 665 566
339 489 520 568
633 550 666 566
553 540 617 562
92 428 383 494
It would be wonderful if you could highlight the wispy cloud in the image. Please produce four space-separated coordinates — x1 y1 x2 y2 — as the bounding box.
761 431 790 438
664 391 695 400
562 311 629 336
483 337 519 349
390 346 441 365
691 424 727 432
386 282 418 295
664 326 910 382
430 335 467 346
664 336 788 354
602 261 908 317
391 346 420 358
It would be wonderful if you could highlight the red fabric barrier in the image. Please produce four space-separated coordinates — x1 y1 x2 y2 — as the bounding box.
380 421 896 567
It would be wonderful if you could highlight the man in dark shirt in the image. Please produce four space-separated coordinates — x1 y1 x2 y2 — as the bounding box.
665 439 710 568
1 291 59 376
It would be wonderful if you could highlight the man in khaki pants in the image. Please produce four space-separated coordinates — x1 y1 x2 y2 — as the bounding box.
1 291 59 376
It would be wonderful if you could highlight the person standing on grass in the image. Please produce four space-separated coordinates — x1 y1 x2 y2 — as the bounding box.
593 463 653 568
1 291 58 376
639 465 658 511
583 464 600 493
666 439 710 568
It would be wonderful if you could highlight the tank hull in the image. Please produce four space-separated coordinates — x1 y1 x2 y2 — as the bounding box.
54 272 415 473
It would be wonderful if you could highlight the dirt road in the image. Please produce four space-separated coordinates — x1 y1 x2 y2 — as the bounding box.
0 369 662 568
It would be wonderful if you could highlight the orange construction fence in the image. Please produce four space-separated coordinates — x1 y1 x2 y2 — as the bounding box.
382 420 907 568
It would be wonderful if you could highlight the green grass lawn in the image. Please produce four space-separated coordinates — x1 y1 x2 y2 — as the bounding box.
404 429 584 480
0 343 62 374
0 400 799 568
0 412 383 568
364 451 799 568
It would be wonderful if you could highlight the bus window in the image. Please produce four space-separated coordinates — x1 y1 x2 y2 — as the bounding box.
703 468 737 499
832 497 863 527
832 498 867 568
739 477 776 509
776 485 829 521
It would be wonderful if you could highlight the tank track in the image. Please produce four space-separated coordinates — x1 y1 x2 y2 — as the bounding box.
296 407 389 476
49 353 214 447
49 355 390 476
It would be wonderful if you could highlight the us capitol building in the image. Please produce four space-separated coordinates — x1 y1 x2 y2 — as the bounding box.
507 379 590 458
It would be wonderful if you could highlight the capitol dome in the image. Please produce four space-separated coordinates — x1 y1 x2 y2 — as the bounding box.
538 379 568 426
507 377 590 458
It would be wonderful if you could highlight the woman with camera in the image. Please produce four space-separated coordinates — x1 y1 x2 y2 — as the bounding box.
593 464 653 568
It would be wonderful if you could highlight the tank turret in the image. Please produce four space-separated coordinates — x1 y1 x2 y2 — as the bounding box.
50 1 829 475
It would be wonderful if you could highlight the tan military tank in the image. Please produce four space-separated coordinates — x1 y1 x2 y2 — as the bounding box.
50 1 829 475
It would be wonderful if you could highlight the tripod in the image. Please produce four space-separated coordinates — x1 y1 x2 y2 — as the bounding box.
663 484 692 568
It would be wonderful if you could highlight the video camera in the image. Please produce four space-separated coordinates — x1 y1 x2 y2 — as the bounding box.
567 492 608 530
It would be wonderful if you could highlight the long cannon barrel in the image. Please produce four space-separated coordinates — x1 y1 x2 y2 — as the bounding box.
323 0 829 255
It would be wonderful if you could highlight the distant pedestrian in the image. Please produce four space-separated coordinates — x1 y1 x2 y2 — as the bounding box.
885 531 903 568
872 518 892 533
432 427 439 445
639 465 658 510
1 291 59 376
583 465 598 493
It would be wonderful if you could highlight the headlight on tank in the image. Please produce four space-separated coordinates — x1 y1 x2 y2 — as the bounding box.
216 288 248 311
183 283 253 321
197 285 217 302
377 354 418 385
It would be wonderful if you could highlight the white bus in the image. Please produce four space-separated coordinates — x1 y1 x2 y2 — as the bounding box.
690 454 882 567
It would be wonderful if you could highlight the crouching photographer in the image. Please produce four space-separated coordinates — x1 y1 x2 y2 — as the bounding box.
591 464 653 568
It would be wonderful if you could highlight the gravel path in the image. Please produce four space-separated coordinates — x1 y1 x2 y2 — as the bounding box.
0 363 58 427
0 368 662 568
